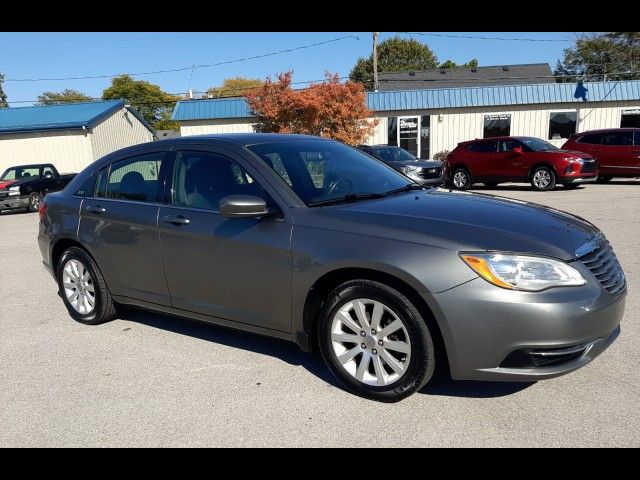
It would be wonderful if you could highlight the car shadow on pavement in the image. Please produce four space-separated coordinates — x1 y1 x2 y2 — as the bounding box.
470 185 586 193
117 307 343 389
419 377 534 398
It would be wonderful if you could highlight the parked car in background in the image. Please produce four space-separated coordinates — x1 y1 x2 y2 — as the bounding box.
562 128 640 182
445 136 598 191
357 144 444 186
0 164 76 213
39 134 625 401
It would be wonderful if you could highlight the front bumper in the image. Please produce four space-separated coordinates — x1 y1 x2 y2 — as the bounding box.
406 173 444 186
0 194 29 210
432 276 626 382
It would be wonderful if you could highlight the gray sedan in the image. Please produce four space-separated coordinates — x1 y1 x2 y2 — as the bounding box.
38 134 626 402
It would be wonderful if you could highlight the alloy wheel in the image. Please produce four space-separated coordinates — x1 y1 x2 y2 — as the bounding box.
453 171 467 188
533 170 551 189
62 259 96 315
330 298 412 387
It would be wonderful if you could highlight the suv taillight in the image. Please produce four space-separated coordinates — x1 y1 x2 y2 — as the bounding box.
38 201 47 221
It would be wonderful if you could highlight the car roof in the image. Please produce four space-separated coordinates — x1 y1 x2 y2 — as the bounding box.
572 128 640 135
3 164 47 170
158 133 329 146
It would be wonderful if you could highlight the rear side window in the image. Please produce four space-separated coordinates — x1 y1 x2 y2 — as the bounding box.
468 141 498 153
103 152 165 203
601 131 633 146
635 131 640 145
577 133 603 144
499 140 521 152
74 174 97 197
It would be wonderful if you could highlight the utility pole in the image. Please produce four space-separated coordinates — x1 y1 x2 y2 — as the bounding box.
373 32 379 91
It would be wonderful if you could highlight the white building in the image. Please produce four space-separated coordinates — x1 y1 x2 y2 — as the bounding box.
171 76 640 159
0 100 155 174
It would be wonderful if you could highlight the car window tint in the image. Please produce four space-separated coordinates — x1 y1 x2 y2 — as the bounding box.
75 174 97 197
499 140 521 152
635 131 640 145
42 166 56 178
13 167 41 179
577 133 603 144
173 151 264 211
105 152 164 203
468 141 498 153
601 131 633 146
259 152 292 186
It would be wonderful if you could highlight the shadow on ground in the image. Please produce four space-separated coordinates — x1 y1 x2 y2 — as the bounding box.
119 306 534 400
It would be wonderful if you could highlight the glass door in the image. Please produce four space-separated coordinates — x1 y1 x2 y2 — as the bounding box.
398 116 420 157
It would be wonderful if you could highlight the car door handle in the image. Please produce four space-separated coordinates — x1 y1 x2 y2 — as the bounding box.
86 206 106 214
164 215 190 226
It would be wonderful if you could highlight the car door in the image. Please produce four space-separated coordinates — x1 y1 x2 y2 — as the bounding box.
468 140 499 178
78 149 171 306
634 131 640 173
496 139 527 179
158 147 293 333
42 165 64 193
600 131 634 173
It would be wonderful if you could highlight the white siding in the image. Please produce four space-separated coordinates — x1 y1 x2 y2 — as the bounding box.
90 107 154 159
180 119 255 136
0 130 92 174
364 117 388 145
578 104 640 132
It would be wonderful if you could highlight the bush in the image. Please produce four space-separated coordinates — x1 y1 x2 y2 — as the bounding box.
433 150 450 161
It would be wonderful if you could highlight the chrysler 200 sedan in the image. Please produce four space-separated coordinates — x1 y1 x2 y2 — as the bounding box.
38 134 626 401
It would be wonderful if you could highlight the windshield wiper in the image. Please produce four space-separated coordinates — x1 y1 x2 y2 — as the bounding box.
308 192 387 207
383 183 425 196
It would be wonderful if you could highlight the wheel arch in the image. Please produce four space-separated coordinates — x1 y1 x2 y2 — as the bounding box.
51 237 96 274
528 162 558 180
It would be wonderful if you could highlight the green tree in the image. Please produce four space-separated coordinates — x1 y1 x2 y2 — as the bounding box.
555 32 640 82
349 36 438 89
206 77 264 98
102 75 179 129
438 58 479 69
0 73 8 108
37 89 92 105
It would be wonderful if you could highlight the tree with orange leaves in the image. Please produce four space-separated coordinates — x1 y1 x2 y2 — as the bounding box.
245 71 378 145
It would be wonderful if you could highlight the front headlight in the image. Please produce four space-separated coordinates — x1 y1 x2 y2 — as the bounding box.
401 166 420 174
8 186 20 196
460 253 586 291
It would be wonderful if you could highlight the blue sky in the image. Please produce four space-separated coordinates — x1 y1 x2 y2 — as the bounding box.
0 32 575 106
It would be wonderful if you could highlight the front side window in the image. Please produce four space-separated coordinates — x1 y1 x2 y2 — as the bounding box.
0 167 40 180
248 140 410 206
483 114 511 138
601 131 633 146
104 152 164 203
373 146 417 162
42 166 56 178
499 140 522 152
519 137 559 152
577 133 603 144
549 111 577 140
173 151 264 211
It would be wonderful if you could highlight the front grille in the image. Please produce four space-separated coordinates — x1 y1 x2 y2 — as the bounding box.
418 168 442 179
0 191 7 199
580 160 597 173
579 240 626 295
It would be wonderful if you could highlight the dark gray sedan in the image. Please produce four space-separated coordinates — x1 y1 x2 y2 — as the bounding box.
357 144 444 186
38 134 626 401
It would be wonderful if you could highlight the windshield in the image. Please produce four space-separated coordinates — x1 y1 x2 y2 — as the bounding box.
372 146 417 162
519 138 559 152
248 140 412 206
0 166 40 181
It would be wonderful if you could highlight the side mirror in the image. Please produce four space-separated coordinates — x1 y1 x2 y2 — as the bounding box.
44 173 53 179
219 195 269 218
512 146 523 154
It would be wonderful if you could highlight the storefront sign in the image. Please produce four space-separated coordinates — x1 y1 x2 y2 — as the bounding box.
399 118 419 138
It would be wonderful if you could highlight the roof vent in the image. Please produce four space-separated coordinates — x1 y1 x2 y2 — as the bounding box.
502 66 510 72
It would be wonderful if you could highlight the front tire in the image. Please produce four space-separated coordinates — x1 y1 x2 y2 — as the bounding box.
530 166 556 191
27 192 42 212
318 280 435 402
56 247 117 325
451 168 472 190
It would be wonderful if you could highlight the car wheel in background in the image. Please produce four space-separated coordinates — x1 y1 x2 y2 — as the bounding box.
56 246 117 325
530 166 556 191
597 176 613 183
28 192 42 212
451 168 472 191
318 280 435 402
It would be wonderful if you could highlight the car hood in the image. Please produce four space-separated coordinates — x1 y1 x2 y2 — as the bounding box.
0 179 21 190
550 149 594 158
325 189 599 261
390 160 443 169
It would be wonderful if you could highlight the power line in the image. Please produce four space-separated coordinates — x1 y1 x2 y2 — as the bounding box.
4 35 359 83
400 32 572 42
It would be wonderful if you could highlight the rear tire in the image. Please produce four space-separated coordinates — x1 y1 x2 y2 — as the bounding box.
56 247 117 325
27 192 42 212
597 176 613 183
317 280 435 402
530 166 556 191
451 168 472 190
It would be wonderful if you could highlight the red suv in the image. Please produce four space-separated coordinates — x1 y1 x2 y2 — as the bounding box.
562 128 640 182
446 136 598 191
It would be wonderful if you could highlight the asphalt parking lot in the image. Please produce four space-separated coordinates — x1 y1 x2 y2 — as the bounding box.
1 181 639 447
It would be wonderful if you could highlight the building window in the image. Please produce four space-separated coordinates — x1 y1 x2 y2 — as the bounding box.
483 114 511 138
621 109 640 128
420 115 430 159
387 117 398 146
549 111 577 140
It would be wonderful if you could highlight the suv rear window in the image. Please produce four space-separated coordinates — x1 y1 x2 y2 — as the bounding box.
467 141 498 153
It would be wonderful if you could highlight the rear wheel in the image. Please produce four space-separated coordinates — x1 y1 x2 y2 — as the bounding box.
56 247 117 325
27 192 42 212
597 176 613 183
318 280 435 402
451 168 471 190
530 166 556 191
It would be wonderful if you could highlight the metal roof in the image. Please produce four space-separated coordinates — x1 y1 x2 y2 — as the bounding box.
171 80 640 121
171 97 250 121
377 63 555 91
0 100 125 134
